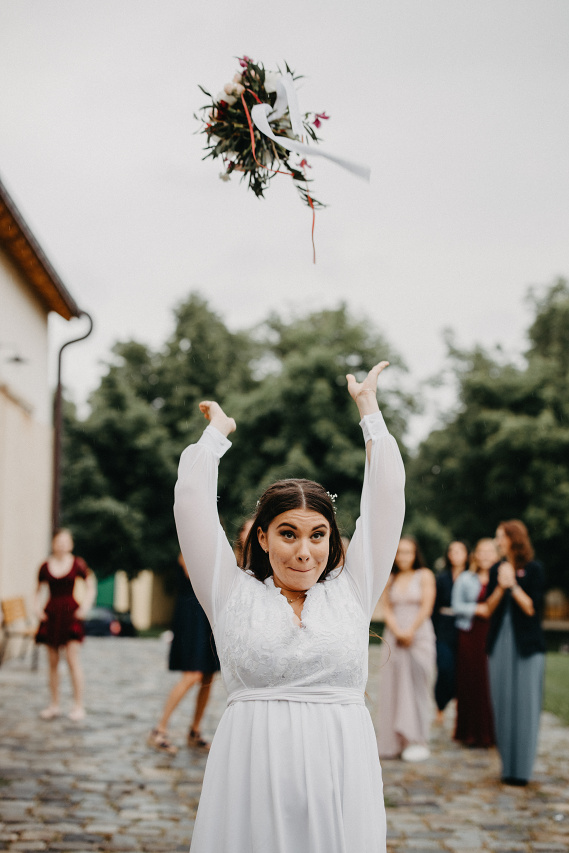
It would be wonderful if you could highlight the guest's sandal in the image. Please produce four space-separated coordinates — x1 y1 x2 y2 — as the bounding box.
147 728 178 755
187 729 210 751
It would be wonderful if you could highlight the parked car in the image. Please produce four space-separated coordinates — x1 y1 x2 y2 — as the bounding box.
83 607 137 637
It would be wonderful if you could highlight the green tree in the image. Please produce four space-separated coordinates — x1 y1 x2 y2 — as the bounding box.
221 305 414 536
61 297 411 577
407 279 569 590
61 295 255 579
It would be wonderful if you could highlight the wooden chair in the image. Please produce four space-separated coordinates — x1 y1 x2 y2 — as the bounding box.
0 597 39 669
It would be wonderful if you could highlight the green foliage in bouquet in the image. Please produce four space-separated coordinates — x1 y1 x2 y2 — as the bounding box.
195 57 328 208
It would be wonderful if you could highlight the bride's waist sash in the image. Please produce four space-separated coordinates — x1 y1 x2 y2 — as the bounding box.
227 686 365 706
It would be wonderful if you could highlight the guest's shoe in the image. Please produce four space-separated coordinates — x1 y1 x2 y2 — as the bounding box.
68 707 86 722
401 744 430 762
188 729 210 751
39 706 61 720
502 777 528 786
147 728 178 755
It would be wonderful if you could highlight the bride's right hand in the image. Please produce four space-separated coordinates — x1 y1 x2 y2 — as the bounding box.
199 401 236 437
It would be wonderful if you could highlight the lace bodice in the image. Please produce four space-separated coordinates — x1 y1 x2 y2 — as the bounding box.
220 569 370 693
174 412 405 697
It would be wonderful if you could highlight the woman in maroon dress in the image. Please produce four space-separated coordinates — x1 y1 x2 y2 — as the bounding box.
451 538 497 747
34 529 96 721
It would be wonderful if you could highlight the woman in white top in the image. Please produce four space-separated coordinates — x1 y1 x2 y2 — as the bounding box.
174 362 405 853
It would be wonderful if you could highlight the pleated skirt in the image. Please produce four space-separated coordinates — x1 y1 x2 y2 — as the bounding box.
375 623 436 758
488 608 544 780
189 700 386 853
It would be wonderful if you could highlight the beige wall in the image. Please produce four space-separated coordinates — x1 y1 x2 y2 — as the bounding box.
114 570 175 631
0 253 52 617
0 254 51 425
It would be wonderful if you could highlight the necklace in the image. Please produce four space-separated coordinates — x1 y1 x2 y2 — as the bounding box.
283 590 307 604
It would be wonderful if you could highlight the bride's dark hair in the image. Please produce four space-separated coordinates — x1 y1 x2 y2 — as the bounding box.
242 479 344 583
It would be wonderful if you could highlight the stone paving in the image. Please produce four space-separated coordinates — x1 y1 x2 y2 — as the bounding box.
0 637 568 852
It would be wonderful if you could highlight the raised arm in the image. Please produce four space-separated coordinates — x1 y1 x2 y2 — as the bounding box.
344 363 406 619
173 402 239 625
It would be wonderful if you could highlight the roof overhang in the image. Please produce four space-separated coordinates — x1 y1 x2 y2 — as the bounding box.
0 176 81 320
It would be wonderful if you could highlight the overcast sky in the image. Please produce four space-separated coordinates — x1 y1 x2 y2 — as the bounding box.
1 0 568 445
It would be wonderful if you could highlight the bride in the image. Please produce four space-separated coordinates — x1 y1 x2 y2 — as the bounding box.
174 361 405 853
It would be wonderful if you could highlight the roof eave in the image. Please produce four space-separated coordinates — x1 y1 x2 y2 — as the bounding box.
0 176 81 320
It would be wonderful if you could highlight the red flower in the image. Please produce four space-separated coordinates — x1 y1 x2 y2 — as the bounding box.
299 159 311 169
313 111 330 129
238 55 252 68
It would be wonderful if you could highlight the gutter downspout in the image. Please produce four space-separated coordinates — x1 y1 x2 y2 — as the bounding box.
52 311 94 533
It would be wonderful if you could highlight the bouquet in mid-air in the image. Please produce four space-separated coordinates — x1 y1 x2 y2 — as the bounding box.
195 56 370 260
196 56 330 209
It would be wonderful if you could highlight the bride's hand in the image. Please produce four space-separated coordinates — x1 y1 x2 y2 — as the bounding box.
199 401 236 437
346 361 389 416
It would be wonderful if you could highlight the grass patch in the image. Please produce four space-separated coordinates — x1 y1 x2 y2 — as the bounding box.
544 652 569 725
135 627 169 638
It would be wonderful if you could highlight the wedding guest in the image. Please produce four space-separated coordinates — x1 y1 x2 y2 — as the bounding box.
234 518 253 566
432 540 468 723
375 536 436 761
485 521 546 785
34 529 96 721
147 553 220 755
451 538 497 747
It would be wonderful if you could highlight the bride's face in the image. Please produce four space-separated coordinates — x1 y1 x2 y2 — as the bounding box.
257 508 330 593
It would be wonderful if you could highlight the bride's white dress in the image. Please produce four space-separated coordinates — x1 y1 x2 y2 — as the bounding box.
174 412 405 853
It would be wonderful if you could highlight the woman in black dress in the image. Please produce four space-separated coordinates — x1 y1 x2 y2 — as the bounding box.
148 553 220 754
432 540 468 723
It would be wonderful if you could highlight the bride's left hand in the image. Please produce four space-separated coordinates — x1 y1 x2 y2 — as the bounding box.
346 361 389 416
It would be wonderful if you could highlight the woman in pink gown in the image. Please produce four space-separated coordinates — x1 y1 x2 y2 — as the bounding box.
375 537 436 761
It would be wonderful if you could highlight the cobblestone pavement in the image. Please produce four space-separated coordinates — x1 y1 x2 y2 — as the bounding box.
1 637 568 852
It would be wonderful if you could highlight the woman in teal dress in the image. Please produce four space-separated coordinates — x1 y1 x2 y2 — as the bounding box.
485 520 546 785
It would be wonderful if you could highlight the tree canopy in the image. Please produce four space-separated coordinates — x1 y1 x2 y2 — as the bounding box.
62 280 569 593
406 279 569 591
61 296 412 581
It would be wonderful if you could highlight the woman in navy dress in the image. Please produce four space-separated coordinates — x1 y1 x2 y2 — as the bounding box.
432 540 468 723
148 553 220 754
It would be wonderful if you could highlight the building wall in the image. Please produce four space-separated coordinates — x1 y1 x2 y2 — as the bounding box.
0 253 51 425
0 252 52 619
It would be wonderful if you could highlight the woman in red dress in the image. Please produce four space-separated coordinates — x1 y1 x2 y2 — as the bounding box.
451 538 497 747
34 529 96 721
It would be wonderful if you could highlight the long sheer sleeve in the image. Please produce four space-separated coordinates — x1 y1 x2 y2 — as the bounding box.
173 424 240 627
344 412 406 621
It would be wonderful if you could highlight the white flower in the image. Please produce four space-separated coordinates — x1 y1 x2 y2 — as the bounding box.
219 171 231 182
233 73 243 84
216 90 237 106
264 71 280 93
224 81 245 97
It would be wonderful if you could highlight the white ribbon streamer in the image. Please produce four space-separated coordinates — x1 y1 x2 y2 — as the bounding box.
251 73 371 182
